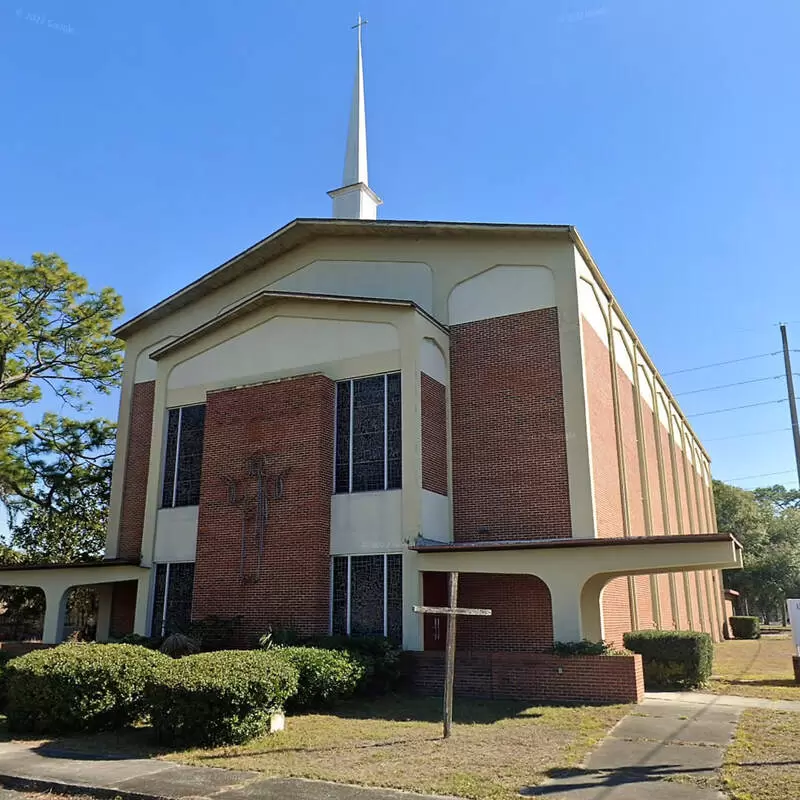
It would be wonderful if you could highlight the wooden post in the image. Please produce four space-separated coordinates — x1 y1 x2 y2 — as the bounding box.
443 571 458 739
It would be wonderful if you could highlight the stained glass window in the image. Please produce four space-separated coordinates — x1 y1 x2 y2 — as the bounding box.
331 556 348 635
350 555 385 636
334 374 402 494
161 404 206 507
329 554 403 642
150 562 195 637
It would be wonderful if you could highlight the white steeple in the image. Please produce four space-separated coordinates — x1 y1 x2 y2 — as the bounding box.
328 15 382 220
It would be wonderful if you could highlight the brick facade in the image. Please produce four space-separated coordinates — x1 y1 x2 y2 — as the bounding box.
601 576 632 648
582 322 623 539
421 372 448 496
450 308 571 542
409 651 644 704
117 380 155 561
192 374 335 645
423 573 554 653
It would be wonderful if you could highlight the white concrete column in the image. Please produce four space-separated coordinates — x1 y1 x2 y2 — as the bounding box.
545 573 606 643
42 586 69 644
95 584 113 642
133 574 152 636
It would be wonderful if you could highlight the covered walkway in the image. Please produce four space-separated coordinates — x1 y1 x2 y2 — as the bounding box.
0 560 151 644
411 533 743 643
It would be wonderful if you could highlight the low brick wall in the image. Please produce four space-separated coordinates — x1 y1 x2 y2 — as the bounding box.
408 651 644 704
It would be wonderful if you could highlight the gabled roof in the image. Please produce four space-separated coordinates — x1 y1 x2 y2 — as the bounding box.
112 218 575 340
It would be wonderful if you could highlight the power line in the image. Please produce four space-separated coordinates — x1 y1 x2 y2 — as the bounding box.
704 427 791 443
674 375 784 396
722 469 797 482
663 352 783 376
688 398 787 418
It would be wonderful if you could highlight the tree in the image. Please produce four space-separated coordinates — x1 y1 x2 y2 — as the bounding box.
0 254 123 561
713 480 770 559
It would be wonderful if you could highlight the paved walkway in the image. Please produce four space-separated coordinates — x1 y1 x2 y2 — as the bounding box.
646 690 800 712
0 741 450 800
523 696 744 799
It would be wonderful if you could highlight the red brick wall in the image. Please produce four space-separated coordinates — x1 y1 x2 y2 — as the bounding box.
602 576 632 647
192 375 335 645
661 427 679 535
117 381 155 561
427 573 554 652
582 321 623 539
450 308 571 542
675 576 690 629
643 409 664 534
617 368 646 537
634 575 656 630
409 651 644 704
421 373 448 496
658 575 674 630
110 580 137 638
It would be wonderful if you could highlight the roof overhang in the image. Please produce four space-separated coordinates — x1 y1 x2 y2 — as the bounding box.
410 533 743 583
0 559 147 589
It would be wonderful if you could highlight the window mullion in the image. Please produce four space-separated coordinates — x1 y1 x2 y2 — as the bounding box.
383 374 388 491
383 554 388 637
161 563 171 637
348 380 354 493
346 556 352 635
171 409 183 508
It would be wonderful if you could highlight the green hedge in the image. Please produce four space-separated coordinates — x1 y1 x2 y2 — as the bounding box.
146 650 298 747
276 647 365 710
0 652 15 711
729 616 761 639
623 630 713 689
6 643 169 734
303 635 406 693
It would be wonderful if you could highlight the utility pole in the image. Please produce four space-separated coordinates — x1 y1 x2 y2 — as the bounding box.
780 324 800 487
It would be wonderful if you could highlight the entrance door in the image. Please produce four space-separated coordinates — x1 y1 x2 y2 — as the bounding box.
422 572 448 650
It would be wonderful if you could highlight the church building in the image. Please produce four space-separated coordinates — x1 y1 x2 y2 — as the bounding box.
0 22 741 702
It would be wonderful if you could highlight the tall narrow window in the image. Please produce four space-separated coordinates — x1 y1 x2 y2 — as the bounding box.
334 374 402 494
150 562 195 637
330 554 403 644
161 404 206 507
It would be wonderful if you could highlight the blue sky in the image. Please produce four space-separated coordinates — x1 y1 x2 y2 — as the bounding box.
2 0 800 492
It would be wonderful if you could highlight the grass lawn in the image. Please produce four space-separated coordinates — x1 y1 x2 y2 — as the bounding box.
710 635 800 701
163 695 629 800
722 709 800 800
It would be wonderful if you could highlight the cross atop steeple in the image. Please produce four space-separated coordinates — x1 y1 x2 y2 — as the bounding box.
328 14 383 220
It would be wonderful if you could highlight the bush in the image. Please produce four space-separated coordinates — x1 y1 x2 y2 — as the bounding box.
160 632 201 658
623 630 713 689
304 635 406 693
110 633 162 649
0 651 15 711
187 615 243 651
146 650 299 747
729 616 761 639
276 647 365 710
6 643 169 734
552 640 615 656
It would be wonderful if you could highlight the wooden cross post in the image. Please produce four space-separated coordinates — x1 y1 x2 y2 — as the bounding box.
413 572 492 739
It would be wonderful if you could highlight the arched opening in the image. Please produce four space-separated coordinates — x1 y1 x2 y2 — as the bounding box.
63 586 99 641
0 586 45 642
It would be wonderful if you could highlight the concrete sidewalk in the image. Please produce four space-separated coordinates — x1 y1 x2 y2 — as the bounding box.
646 690 800 712
0 741 450 800
523 697 742 799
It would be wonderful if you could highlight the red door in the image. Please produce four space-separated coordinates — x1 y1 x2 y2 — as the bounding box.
422 572 448 650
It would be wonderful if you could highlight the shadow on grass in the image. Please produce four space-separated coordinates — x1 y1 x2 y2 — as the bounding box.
332 694 543 724
716 678 798 690
521 764 719 796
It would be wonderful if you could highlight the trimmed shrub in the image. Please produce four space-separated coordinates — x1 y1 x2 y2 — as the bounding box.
160 632 201 658
0 651 15 711
146 650 298 747
729 616 761 640
6 643 169 734
305 635 406 693
623 630 713 689
276 647 365 710
552 640 615 656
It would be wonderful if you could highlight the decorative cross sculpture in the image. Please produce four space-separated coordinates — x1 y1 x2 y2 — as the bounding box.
413 572 492 739
352 14 368 32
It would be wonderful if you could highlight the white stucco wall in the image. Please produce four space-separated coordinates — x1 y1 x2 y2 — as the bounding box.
168 316 399 391
153 507 199 563
330 491 404 555
420 338 448 385
447 265 556 325
268 260 434 313
421 490 450 542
